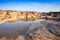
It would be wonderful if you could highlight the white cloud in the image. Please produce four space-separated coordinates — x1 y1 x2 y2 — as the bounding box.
0 2 60 12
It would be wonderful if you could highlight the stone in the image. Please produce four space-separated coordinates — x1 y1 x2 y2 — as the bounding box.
16 35 24 40
32 37 40 40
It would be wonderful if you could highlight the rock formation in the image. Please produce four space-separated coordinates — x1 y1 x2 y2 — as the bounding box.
0 10 41 24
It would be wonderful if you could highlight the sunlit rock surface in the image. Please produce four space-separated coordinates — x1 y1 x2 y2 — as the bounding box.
0 10 7 24
5 10 19 22
0 10 41 24
16 35 24 40
0 10 7 19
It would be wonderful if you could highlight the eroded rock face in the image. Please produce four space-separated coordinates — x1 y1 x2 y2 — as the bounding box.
0 10 7 20
0 10 7 24
25 20 60 40
5 10 19 22
0 10 41 24
26 27 59 40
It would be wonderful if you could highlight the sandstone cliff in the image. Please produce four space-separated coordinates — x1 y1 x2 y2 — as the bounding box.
0 10 41 24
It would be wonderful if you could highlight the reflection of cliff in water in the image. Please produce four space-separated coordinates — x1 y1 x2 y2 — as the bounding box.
0 19 60 40
0 20 43 37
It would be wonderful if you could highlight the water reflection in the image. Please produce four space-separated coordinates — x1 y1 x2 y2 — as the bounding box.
0 19 45 36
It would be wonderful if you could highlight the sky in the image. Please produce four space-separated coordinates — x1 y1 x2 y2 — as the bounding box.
0 0 60 12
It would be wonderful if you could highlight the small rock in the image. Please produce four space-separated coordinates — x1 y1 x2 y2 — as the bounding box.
16 35 24 40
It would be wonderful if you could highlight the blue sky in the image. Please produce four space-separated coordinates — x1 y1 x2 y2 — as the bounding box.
0 0 60 12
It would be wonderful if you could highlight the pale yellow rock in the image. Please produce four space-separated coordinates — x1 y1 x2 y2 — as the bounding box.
0 11 7 19
18 12 27 21
0 10 41 23
0 20 6 24
5 11 19 22
47 39 54 40
37 13 41 19
16 35 24 40
9 12 18 19
32 12 39 20
32 37 40 40
27 13 33 21
5 18 17 22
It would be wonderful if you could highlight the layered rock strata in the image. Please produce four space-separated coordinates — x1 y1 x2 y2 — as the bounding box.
0 10 41 24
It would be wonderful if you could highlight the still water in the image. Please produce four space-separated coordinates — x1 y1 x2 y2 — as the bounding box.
0 19 45 35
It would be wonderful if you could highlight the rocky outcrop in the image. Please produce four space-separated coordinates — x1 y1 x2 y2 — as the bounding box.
0 10 40 24
26 20 60 40
0 10 41 24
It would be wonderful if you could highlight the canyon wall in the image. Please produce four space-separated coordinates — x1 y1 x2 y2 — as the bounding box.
0 10 41 24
